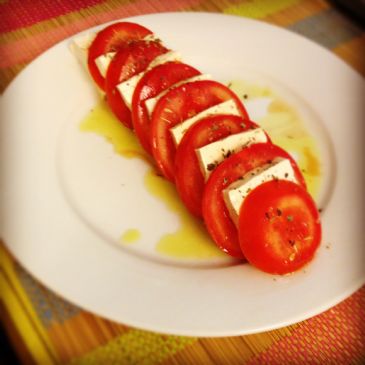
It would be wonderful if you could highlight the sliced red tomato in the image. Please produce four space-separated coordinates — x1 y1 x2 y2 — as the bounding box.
239 180 321 274
202 143 306 258
88 22 152 90
132 62 201 153
175 115 258 217
105 40 168 128
151 80 249 182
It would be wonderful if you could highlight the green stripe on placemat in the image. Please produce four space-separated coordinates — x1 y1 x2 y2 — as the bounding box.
224 0 363 50
288 8 363 48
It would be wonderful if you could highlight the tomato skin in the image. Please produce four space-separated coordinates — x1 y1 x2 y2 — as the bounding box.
239 180 321 274
105 40 168 128
151 80 249 182
88 22 152 90
132 62 201 153
175 115 257 217
202 143 305 258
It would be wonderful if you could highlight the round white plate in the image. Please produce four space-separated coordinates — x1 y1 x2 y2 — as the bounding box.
1 13 364 337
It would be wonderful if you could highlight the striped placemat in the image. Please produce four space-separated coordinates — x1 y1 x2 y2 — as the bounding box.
1 1 364 364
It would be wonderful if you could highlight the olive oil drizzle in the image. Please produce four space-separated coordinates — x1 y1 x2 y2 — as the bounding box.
228 80 321 198
80 80 322 259
120 229 141 244
80 100 224 258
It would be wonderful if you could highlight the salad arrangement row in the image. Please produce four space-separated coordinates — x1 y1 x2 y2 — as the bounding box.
71 21 321 275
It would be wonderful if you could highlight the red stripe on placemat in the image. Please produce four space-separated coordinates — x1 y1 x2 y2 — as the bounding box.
0 0 201 69
0 0 105 33
247 286 365 364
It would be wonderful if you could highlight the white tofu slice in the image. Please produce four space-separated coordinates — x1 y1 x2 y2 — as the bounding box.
116 51 182 110
145 74 212 117
196 128 268 181
223 158 297 225
170 99 241 146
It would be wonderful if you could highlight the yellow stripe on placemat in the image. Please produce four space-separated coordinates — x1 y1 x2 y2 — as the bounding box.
224 0 300 18
0 244 59 364
69 329 196 365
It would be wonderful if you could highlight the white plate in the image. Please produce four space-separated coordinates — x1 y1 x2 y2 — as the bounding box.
1 12 364 337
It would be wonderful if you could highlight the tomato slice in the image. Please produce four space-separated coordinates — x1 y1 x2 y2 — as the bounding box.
151 80 249 182
202 143 306 258
105 40 168 128
88 22 152 90
132 62 201 153
239 180 321 274
175 115 257 217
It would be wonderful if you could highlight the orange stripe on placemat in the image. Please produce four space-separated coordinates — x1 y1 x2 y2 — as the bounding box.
160 325 297 364
0 0 202 69
0 62 27 93
170 337 256 364
246 286 365 364
0 0 104 32
48 312 130 364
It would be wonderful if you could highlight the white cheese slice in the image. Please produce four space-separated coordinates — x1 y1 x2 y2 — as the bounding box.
93 34 160 78
116 51 182 110
94 52 116 77
170 99 241 146
196 128 268 181
145 74 212 117
69 32 106 97
223 158 297 226
69 32 96 69
71 32 159 78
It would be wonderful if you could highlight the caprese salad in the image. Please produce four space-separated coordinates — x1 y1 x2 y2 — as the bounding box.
70 21 322 275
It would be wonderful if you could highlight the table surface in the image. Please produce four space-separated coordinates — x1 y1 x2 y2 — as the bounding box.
1 0 364 364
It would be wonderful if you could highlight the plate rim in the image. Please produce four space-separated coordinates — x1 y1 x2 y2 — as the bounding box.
1 11 364 337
